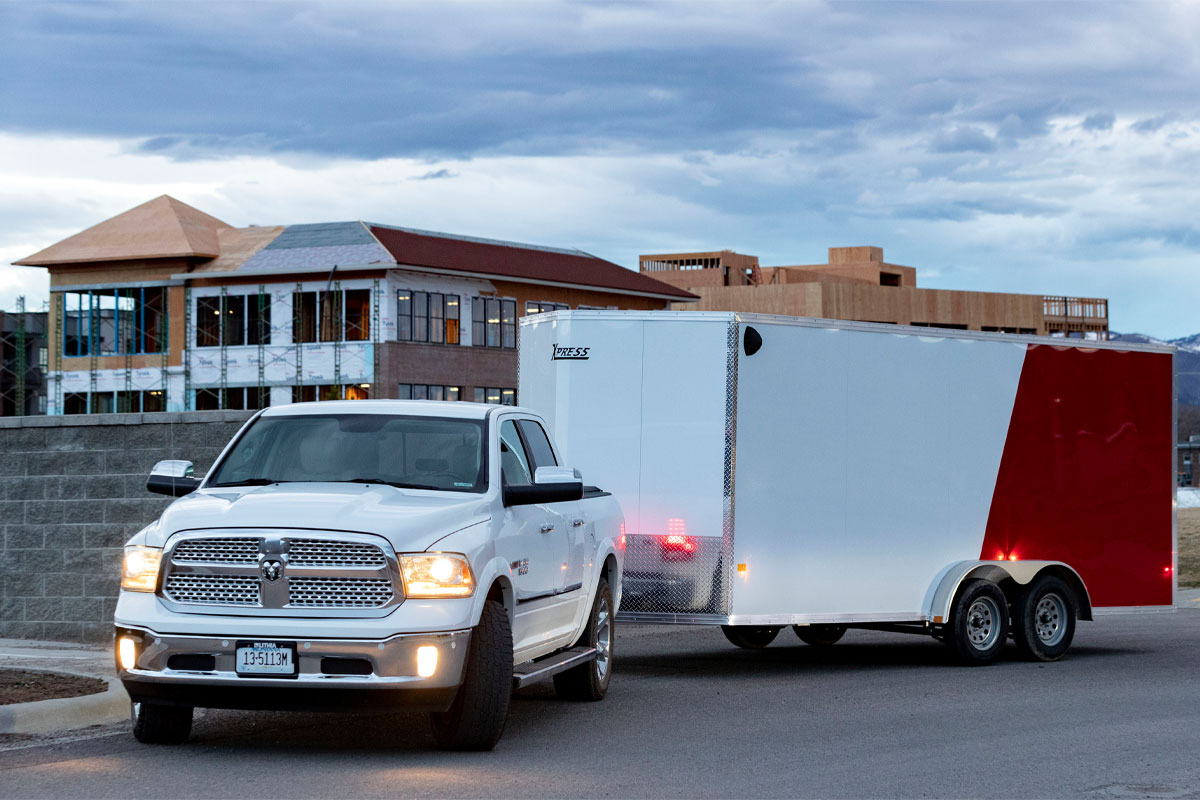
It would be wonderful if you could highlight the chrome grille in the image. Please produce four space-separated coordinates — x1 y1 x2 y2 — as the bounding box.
287 539 386 568
164 574 260 606
172 537 262 565
288 577 393 608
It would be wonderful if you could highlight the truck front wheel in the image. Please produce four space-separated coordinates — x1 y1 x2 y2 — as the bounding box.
554 576 614 701
430 599 513 751
1012 574 1077 662
132 702 193 744
721 625 781 649
945 579 1009 665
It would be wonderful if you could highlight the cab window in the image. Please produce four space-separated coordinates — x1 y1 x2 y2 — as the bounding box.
517 420 558 471
499 420 532 486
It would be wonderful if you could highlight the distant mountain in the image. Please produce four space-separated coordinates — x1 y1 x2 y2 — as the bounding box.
1111 332 1200 405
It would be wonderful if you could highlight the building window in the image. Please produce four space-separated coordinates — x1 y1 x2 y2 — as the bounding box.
473 387 515 405
293 291 317 343
319 291 342 342
525 301 568 315
398 290 460 344
290 384 367 403
345 289 370 341
195 387 270 410
196 293 269 347
61 288 167 356
472 297 516 349
398 384 461 401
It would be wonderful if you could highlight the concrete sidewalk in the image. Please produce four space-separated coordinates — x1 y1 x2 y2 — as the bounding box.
0 638 128 734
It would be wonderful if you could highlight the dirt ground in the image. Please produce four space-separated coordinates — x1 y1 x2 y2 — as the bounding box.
1178 508 1200 588
0 670 106 706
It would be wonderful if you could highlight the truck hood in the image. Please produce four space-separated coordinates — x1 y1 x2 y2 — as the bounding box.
146 483 492 552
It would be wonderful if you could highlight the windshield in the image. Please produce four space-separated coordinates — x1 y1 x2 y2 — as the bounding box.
208 413 487 493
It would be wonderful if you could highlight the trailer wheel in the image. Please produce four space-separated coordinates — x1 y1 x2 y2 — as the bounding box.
945 579 1009 665
793 624 847 646
1012 574 1077 662
430 599 513 751
554 577 613 701
132 702 193 745
721 625 781 649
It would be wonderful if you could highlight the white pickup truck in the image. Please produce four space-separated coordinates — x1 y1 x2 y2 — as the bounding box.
113 400 623 750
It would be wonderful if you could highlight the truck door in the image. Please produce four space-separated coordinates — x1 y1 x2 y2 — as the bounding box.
517 419 590 619
496 419 575 652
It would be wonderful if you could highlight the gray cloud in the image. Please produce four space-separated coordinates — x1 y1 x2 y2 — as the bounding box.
1082 112 1116 131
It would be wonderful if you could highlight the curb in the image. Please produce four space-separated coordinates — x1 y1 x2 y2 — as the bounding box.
0 668 129 735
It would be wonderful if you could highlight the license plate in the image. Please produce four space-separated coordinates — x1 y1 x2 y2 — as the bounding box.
235 641 297 676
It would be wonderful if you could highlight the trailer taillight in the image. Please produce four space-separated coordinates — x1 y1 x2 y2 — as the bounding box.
1163 565 1173 577
661 518 696 559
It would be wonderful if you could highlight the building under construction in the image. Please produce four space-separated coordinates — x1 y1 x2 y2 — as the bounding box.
15 196 695 414
0 300 48 416
641 246 1109 339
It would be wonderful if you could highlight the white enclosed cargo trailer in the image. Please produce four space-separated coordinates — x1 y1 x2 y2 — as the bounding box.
518 310 1175 663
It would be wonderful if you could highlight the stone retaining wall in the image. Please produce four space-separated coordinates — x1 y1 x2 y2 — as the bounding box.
0 411 255 643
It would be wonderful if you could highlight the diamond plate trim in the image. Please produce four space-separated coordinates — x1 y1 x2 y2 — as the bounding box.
718 319 738 615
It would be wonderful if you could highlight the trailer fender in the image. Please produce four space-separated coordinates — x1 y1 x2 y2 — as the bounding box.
925 560 1093 624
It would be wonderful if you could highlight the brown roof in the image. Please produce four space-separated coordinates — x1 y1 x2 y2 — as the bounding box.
369 225 696 300
15 195 233 266
191 226 286 273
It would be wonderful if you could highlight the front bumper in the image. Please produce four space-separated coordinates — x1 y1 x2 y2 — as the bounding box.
115 625 470 713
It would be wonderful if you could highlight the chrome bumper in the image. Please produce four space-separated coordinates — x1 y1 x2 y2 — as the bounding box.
115 625 471 693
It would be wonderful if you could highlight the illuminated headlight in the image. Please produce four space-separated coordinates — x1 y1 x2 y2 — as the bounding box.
121 545 163 592
400 553 474 598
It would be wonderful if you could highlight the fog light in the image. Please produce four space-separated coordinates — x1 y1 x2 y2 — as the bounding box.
416 645 438 678
118 636 137 670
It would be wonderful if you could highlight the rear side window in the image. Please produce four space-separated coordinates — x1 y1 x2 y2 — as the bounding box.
517 420 558 471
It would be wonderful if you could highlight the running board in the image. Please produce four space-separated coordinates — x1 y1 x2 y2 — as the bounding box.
512 646 596 689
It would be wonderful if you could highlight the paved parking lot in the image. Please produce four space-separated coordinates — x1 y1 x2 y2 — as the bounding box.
2 609 1198 799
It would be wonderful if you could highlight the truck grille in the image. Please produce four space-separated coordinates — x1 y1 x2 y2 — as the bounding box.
172 538 262 565
287 539 387 568
160 532 401 617
288 577 393 608
164 574 260 606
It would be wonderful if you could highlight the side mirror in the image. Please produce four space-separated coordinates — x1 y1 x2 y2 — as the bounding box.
147 460 201 497
503 466 584 507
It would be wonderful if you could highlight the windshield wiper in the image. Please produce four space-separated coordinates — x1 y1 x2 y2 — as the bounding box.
211 478 291 488
339 478 442 490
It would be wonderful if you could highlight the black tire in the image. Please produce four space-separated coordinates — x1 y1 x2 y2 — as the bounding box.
721 625 781 649
793 624 847 646
132 702 192 745
554 577 614 701
1012 574 1077 662
430 599 513 751
945 579 1009 666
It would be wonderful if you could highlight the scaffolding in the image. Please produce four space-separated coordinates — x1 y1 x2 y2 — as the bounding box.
0 296 49 416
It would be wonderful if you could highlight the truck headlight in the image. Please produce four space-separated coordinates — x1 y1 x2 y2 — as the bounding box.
121 545 162 592
400 553 474 598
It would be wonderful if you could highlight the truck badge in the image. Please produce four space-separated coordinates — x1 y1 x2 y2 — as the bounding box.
261 560 283 582
551 343 590 361
510 559 529 576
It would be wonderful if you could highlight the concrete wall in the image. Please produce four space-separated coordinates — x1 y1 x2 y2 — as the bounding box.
0 410 255 643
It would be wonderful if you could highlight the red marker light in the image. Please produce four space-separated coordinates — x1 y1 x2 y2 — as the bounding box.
660 519 696 559
618 522 626 551
1163 565 1173 576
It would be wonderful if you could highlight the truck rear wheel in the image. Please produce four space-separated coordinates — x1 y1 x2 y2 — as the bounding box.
945 579 1009 666
793 624 847 646
132 702 193 744
554 577 613 701
1012 574 1077 662
721 625 781 649
430 599 513 751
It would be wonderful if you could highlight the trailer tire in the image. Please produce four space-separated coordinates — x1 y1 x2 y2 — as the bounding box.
554 577 614 701
945 579 1009 666
793 625 847 647
430 599 513 751
1012 574 1077 662
721 625 781 649
132 702 192 745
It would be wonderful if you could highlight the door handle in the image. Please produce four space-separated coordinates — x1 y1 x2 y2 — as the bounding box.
540 523 555 533
571 518 586 528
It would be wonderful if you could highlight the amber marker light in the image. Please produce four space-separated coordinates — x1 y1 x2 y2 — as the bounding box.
416 646 438 678
737 563 748 577
118 637 137 670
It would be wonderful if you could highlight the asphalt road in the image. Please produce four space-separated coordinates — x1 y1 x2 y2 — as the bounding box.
2 610 1199 799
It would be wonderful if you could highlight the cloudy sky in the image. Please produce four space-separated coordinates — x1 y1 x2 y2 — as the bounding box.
1 0 1197 337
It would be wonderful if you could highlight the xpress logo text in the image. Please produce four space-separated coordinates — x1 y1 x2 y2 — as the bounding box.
551 343 591 361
